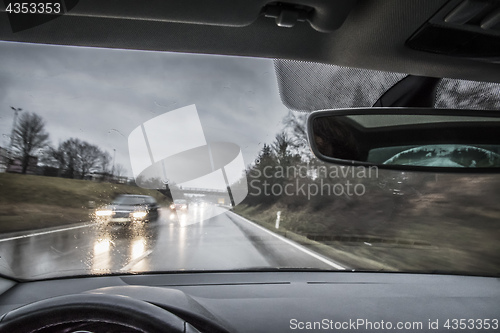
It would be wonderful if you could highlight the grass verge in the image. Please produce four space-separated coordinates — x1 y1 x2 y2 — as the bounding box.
233 204 397 271
233 173 500 275
0 173 168 233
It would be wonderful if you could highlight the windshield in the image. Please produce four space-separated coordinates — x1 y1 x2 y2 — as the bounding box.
0 41 499 280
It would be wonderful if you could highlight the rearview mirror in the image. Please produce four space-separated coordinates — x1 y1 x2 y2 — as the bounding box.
307 108 500 172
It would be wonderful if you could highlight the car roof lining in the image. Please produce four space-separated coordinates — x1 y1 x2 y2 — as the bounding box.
1 0 500 83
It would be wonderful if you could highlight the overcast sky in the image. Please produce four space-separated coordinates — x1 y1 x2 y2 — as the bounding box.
0 41 290 178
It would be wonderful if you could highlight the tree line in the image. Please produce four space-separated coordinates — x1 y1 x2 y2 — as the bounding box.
8 110 125 179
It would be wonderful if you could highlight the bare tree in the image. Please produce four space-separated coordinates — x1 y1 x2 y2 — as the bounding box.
49 142 67 175
78 141 102 179
114 163 126 178
100 151 112 175
50 138 111 179
37 145 59 170
12 112 50 174
60 138 81 178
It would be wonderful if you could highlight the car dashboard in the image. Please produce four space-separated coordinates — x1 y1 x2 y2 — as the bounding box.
0 272 498 332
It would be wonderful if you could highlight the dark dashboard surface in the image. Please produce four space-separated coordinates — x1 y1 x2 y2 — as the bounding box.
0 272 498 332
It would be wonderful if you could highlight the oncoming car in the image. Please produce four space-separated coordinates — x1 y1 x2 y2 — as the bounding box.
169 199 188 211
95 195 159 223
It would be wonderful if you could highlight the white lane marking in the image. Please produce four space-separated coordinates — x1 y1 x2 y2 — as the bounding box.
0 223 94 243
228 211 346 270
119 250 153 271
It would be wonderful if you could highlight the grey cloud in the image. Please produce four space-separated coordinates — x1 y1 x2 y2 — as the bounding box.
0 41 289 176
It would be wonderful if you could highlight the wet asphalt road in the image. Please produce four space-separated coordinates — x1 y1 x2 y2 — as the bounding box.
0 205 343 280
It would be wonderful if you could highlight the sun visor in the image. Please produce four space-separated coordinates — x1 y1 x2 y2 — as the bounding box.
274 60 405 112
274 60 500 112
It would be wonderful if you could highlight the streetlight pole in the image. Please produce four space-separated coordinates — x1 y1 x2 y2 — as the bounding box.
9 107 22 158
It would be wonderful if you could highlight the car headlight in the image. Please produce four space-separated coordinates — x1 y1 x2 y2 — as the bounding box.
181 204 187 210
132 211 147 219
96 210 113 217
170 204 175 209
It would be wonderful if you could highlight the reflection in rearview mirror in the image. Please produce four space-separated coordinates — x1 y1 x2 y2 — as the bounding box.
308 108 500 171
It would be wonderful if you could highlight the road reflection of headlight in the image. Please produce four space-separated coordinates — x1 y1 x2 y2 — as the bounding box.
96 210 113 217
131 237 146 259
94 238 111 254
132 211 147 219
178 213 188 226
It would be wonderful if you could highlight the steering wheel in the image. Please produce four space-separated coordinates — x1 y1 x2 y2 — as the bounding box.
0 293 196 333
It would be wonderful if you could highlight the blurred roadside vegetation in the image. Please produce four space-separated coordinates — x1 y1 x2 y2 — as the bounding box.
236 169 500 275
235 112 500 275
0 173 168 233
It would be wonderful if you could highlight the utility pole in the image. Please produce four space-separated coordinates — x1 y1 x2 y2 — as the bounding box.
9 107 22 157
